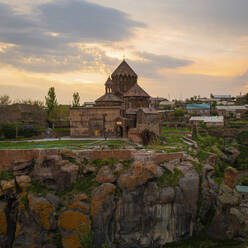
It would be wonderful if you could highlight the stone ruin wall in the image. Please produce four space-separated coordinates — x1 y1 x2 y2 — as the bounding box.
0 149 184 171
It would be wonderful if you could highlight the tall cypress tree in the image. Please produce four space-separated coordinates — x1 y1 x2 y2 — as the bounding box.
72 92 80 107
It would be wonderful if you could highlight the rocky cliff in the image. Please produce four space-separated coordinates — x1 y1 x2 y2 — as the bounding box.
0 149 246 248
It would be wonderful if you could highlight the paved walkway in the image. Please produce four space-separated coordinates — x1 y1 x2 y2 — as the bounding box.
0 137 129 143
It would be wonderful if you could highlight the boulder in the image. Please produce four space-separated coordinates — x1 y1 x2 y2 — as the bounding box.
91 183 116 247
58 210 90 248
0 202 7 235
28 195 55 231
96 166 116 184
223 167 238 189
69 201 90 214
13 159 34 176
74 193 88 202
32 155 79 191
117 161 161 192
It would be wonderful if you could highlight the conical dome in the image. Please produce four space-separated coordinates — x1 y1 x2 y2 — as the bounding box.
111 60 137 78
105 76 113 86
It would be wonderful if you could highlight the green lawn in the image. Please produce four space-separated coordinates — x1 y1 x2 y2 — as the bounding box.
147 126 191 152
0 139 134 150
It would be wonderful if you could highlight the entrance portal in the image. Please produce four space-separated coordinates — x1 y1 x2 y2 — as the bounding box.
116 126 123 138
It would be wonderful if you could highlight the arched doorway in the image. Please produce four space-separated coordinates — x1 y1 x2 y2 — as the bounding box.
116 125 123 138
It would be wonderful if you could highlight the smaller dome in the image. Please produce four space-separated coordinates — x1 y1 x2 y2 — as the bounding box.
105 76 113 86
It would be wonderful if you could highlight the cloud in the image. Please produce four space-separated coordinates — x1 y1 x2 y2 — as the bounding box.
130 52 193 78
39 0 144 42
160 0 248 37
0 0 144 72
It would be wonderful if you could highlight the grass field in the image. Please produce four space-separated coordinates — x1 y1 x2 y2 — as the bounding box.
147 126 191 152
0 139 134 150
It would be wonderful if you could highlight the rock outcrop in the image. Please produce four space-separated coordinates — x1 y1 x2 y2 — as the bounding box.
0 149 246 247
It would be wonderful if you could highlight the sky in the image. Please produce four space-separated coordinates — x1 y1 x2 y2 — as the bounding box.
0 0 248 104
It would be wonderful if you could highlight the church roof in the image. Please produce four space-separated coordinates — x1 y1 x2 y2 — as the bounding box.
95 93 123 102
105 77 113 86
124 84 150 98
111 60 137 78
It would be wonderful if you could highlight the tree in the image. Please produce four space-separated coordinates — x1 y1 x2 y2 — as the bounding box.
0 95 11 105
174 108 186 117
72 92 80 107
45 87 58 115
45 87 58 127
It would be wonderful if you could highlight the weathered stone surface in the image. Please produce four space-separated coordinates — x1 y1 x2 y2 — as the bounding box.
160 187 175 204
58 210 90 232
62 233 81 248
209 171 248 240
83 165 97 174
117 161 160 192
28 195 55 231
219 183 240 206
13 159 34 176
74 193 88 202
32 154 78 191
96 166 116 184
91 183 116 247
1 179 15 192
45 193 61 210
13 194 55 248
91 183 116 216
224 167 238 189
2 150 248 247
114 163 123 173
69 201 90 214
113 186 194 248
0 202 7 235
178 166 199 216
16 175 31 184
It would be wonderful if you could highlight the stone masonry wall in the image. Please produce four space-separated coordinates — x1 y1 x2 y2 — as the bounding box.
0 149 184 171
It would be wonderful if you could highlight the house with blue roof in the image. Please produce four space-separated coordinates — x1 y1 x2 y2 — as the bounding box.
236 185 248 203
186 104 211 116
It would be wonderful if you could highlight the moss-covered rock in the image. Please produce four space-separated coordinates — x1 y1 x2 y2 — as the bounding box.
91 183 116 216
58 210 90 232
219 183 240 206
62 233 81 248
28 195 54 230
117 161 161 192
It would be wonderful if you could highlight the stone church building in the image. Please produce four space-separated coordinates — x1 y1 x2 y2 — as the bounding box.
70 60 161 139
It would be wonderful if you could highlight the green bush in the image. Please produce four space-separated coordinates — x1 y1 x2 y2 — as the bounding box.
174 108 186 117
1 123 17 139
0 170 14 180
157 167 183 189
19 125 38 138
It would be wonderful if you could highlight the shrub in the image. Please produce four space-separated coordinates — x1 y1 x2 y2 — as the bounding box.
19 125 38 138
1 123 17 139
157 167 184 189
0 170 14 180
174 108 186 117
141 129 157 146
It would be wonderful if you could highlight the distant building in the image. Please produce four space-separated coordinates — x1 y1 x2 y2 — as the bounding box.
186 104 211 116
70 60 161 138
236 186 248 209
159 100 175 109
211 95 233 101
189 116 224 127
150 97 167 108
216 105 247 118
